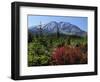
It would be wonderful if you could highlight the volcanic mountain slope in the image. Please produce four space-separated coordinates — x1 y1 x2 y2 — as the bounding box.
29 21 87 37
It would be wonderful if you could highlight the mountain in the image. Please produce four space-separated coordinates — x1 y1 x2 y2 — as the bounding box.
29 21 87 37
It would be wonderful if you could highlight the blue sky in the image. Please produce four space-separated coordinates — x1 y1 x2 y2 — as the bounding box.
28 15 88 31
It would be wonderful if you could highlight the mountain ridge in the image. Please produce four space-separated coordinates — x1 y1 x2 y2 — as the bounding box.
29 21 87 37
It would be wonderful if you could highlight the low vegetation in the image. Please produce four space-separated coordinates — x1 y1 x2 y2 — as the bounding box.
28 32 87 66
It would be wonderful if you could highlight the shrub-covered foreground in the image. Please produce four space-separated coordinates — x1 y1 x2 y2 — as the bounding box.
28 35 87 66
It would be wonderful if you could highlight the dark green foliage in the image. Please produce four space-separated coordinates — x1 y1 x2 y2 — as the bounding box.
28 33 87 66
28 31 33 42
57 27 60 38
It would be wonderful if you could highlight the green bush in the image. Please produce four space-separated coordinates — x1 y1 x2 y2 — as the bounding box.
28 35 87 66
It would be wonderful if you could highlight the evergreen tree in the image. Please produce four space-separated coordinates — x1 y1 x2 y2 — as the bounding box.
57 25 60 38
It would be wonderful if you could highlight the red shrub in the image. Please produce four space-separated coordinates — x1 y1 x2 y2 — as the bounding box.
51 45 87 65
51 47 66 65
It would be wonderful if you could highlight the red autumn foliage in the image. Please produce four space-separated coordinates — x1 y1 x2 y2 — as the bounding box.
50 45 87 65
